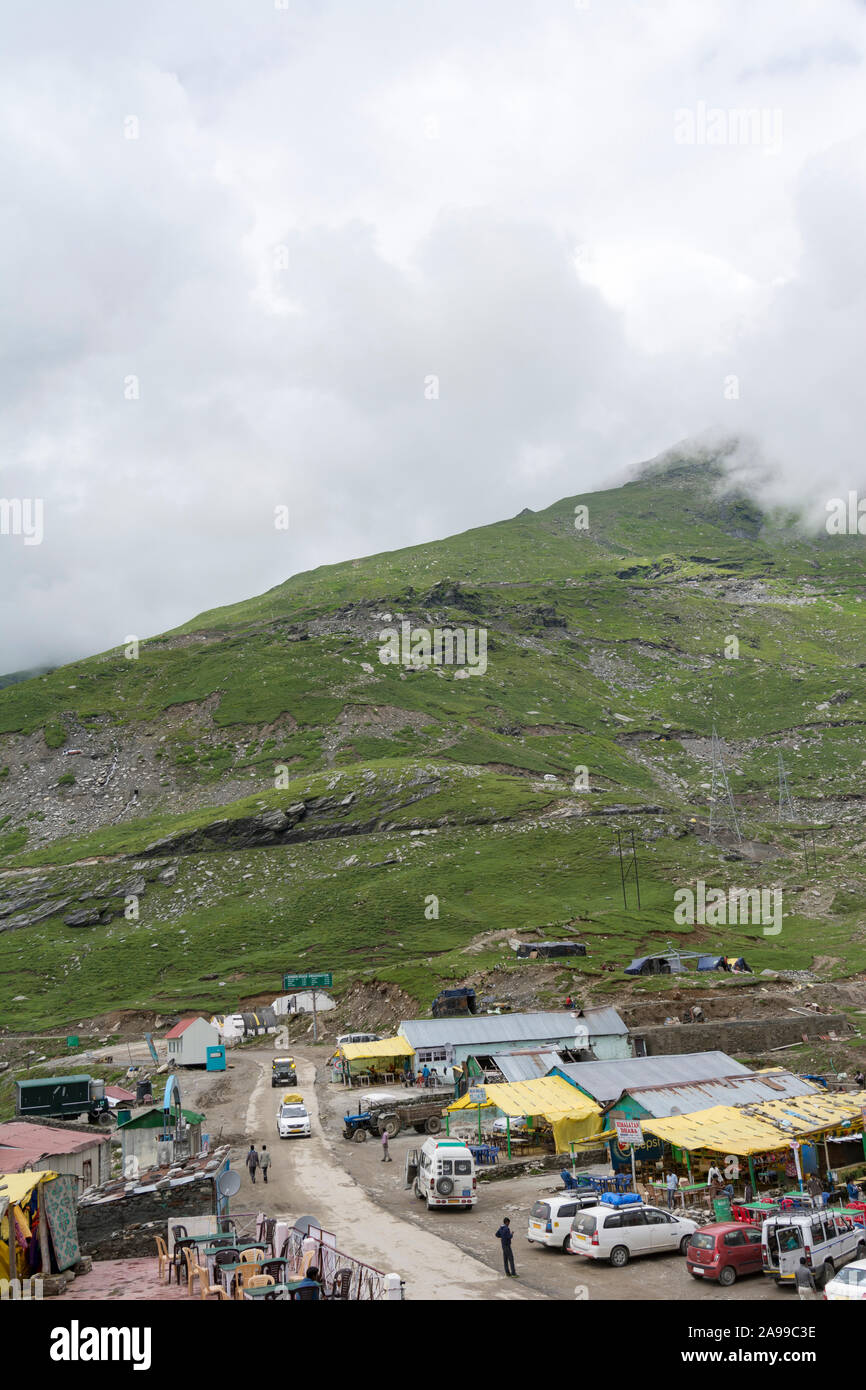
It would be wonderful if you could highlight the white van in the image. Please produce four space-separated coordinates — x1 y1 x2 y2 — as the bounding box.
412 1138 477 1210
569 1199 697 1267
762 1210 866 1287
337 1032 380 1047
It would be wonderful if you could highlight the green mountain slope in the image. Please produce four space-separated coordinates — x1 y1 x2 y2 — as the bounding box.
1 445 865 1031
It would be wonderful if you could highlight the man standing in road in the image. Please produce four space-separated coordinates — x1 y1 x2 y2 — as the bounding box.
260 1144 271 1184
795 1257 816 1301
666 1170 678 1210
422 1064 430 1088
246 1143 260 1184
381 1129 392 1162
495 1217 517 1277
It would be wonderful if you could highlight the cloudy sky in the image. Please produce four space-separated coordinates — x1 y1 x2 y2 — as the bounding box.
2 0 866 672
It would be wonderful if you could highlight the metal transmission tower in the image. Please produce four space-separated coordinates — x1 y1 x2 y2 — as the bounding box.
708 722 742 844
613 827 641 910
798 828 818 875
777 751 795 822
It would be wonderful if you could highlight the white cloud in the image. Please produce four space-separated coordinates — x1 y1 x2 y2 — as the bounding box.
2 0 866 670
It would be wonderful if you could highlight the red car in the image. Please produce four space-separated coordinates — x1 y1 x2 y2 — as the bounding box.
686 1222 764 1286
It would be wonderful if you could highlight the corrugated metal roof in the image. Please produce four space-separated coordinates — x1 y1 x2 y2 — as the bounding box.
492 1051 564 1083
552 1052 750 1104
0 1120 109 1169
399 1007 628 1050
165 1018 198 1039
628 1071 820 1118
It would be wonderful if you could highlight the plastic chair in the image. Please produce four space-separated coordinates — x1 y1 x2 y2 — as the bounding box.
560 1169 578 1191
246 1274 275 1288
260 1258 286 1283
233 1264 260 1300
239 1247 265 1264
154 1235 171 1284
213 1248 240 1288
193 1260 229 1300
327 1269 353 1301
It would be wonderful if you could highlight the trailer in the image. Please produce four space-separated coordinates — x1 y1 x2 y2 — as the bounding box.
343 1095 445 1141
15 1074 111 1125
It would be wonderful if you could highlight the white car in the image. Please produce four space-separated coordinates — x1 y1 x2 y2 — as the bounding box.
569 1200 698 1267
277 1101 311 1139
492 1115 528 1134
527 1194 600 1251
823 1257 866 1300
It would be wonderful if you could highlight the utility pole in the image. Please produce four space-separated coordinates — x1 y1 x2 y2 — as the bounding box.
708 721 742 844
311 990 319 1044
613 828 641 909
777 751 795 822
798 828 818 875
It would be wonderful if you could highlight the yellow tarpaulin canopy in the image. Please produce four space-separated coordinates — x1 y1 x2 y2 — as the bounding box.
0 1170 57 1281
447 1076 603 1152
339 1035 415 1062
641 1090 866 1157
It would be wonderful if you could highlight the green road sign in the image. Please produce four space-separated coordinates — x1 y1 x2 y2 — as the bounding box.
283 972 332 990
66 1035 79 1049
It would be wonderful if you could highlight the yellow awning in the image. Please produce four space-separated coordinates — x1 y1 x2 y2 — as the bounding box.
339 1036 415 1062
641 1090 866 1157
447 1077 603 1151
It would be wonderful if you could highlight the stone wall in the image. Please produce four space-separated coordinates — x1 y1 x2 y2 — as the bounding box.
77 1177 216 1260
634 1012 850 1058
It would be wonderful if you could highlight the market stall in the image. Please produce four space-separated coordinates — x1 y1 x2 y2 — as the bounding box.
445 1076 602 1156
0 1169 80 1284
336 1035 415 1086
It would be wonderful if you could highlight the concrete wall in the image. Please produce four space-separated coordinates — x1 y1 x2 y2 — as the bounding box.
634 1013 850 1058
77 1178 216 1260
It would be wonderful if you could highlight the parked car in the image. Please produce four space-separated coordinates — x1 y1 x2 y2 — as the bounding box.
277 1100 311 1139
762 1210 866 1288
336 1032 380 1047
824 1257 866 1300
492 1115 528 1134
528 1194 601 1251
569 1199 698 1267
686 1222 764 1286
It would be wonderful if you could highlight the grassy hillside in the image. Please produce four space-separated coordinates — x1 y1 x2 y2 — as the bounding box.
2 445 865 1031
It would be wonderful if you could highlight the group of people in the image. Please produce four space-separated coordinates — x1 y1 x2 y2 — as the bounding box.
245 1143 272 1183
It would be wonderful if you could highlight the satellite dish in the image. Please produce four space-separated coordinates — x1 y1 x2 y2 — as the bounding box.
294 1214 321 1237
217 1169 241 1198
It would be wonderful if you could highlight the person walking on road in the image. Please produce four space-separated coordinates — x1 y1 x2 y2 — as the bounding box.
381 1129 392 1162
422 1064 430 1088
795 1258 816 1301
666 1171 678 1210
495 1217 517 1277
246 1144 260 1184
260 1145 271 1184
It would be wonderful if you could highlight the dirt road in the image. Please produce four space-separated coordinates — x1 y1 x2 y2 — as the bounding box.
182 1047 534 1300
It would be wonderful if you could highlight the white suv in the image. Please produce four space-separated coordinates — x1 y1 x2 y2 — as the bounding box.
277 1101 311 1138
527 1194 600 1251
569 1201 698 1267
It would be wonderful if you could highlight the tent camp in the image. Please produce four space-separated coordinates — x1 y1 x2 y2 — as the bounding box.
0 1169 80 1283
446 1076 603 1153
514 941 587 960
624 955 686 976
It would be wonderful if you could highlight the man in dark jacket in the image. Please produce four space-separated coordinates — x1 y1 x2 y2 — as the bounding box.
246 1144 260 1183
795 1258 816 1301
495 1217 517 1276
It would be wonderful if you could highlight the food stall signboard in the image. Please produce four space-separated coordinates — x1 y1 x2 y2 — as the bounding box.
614 1117 644 1146
468 1086 486 1103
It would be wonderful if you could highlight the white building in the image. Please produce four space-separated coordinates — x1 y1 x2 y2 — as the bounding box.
164 1016 219 1067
